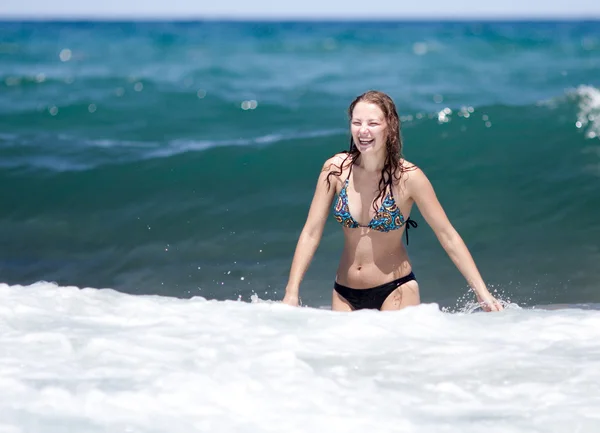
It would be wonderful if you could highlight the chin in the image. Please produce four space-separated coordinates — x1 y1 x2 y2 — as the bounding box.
356 143 377 153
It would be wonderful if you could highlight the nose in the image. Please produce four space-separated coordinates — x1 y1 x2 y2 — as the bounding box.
359 124 369 135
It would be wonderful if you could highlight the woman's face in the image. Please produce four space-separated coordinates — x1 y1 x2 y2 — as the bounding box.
350 102 387 154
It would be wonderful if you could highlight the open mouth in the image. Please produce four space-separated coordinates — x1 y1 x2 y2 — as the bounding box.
358 138 374 146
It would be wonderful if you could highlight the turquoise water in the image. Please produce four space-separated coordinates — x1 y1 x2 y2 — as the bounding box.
1 21 599 309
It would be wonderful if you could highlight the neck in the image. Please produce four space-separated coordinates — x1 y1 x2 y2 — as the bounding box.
356 150 386 173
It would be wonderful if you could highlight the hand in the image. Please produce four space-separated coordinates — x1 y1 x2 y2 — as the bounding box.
476 291 504 312
282 292 300 307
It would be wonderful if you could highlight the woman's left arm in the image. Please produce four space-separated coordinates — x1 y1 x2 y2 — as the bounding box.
407 167 503 312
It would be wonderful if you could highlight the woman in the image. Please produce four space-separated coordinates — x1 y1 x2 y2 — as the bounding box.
281 90 503 312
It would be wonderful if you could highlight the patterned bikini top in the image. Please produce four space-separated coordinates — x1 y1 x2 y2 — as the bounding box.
332 169 417 244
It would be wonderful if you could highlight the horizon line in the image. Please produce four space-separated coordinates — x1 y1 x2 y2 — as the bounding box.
1 14 599 22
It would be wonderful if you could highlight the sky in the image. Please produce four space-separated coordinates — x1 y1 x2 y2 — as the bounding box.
1 0 600 19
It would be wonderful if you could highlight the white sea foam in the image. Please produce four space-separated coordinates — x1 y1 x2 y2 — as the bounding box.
573 85 600 140
143 128 344 159
1 281 599 432
76 129 340 156
572 85 600 176
0 128 345 173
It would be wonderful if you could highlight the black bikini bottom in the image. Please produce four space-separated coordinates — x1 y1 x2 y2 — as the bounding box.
334 272 416 310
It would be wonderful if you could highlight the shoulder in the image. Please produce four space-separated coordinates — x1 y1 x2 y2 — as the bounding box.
400 160 440 203
394 159 431 194
394 159 423 182
312 152 351 193
322 152 352 174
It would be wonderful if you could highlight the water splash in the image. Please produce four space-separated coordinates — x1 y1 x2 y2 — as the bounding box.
443 285 522 314
573 85 600 140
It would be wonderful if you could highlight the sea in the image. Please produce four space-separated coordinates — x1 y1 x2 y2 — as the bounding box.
1 19 599 432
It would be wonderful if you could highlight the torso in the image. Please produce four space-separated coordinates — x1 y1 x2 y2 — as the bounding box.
331 154 416 289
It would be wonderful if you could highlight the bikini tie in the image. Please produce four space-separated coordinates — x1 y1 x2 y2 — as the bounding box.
404 217 418 245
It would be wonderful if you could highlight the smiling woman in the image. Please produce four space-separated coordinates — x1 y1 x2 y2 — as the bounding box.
281 90 504 312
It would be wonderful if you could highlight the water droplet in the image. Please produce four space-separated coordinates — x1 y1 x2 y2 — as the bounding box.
241 100 258 110
59 48 72 62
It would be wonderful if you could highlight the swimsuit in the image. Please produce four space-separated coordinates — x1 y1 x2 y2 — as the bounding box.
332 166 417 244
332 165 418 310
334 272 417 310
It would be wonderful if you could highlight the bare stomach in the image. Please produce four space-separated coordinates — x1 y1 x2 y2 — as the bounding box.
335 229 413 289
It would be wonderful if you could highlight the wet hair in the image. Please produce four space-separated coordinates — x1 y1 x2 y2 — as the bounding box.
326 90 407 212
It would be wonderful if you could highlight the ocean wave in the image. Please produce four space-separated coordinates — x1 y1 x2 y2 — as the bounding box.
143 128 345 159
0 86 597 174
538 85 600 140
0 128 346 173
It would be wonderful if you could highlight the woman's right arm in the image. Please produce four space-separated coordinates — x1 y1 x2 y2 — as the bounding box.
282 157 340 306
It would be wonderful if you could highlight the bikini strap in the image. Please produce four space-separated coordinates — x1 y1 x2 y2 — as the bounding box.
345 162 353 182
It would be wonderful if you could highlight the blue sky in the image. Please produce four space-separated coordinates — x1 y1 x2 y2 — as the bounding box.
2 0 600 19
